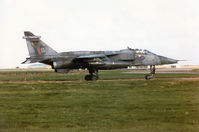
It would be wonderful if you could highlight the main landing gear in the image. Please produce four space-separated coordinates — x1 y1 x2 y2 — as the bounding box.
145 65 155 80
85 69 99 81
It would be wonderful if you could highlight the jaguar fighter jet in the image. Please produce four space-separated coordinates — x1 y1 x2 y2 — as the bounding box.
22 31 178 80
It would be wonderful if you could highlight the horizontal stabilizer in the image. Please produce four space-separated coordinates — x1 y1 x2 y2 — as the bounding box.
21 57 51 64
21 58 32 64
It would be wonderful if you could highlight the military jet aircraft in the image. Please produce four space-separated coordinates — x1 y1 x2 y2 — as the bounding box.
22 31 178 80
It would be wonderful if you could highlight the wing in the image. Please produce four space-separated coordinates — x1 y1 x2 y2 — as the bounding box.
76 54 106 59
76 52 119 59
74 53 119 66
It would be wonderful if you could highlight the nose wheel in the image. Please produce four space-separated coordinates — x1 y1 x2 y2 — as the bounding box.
85 68 99 81
145 74 153 80
145 65 155 80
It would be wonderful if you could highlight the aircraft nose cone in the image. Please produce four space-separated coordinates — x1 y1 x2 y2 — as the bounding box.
159 56 178 64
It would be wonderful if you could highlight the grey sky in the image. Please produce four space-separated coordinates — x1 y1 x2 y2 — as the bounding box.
1 0 199 68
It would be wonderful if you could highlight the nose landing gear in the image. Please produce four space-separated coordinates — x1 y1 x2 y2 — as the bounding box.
145 65 155 80
85 69 99 81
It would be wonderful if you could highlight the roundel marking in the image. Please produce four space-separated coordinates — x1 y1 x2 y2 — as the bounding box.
140 56 145 60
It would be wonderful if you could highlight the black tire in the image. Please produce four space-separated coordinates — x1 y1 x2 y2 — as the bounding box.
85 75 99 81
91 75 98 81
85 75 92 81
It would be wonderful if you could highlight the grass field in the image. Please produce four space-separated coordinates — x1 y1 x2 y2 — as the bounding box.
0 70 199 132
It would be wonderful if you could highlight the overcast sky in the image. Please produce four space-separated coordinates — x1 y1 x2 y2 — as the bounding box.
1 0 199 68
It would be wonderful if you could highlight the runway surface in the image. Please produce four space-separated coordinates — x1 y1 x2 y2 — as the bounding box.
0 77 199 84
124 68 197 74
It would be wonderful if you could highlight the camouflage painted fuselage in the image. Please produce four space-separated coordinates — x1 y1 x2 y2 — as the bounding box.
31 49 177 72
23 31 178 74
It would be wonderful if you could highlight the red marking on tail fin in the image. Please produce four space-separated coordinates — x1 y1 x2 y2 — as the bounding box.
37 48 42 55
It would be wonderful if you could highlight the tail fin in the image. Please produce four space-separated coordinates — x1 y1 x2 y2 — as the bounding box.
23 31 58 57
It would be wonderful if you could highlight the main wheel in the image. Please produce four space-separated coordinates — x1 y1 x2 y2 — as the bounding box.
85 75 92 81
91 75 98 81
85 75 99 81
